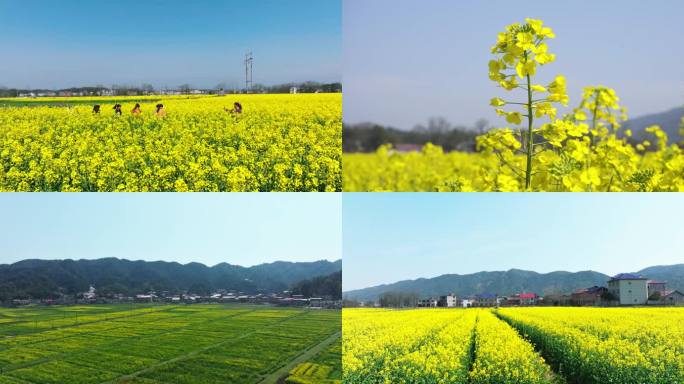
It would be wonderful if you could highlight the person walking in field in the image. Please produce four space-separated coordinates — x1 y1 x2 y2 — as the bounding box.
224 102 242 114
113 104 122 115
92 105 101 114
155 103 166 117
131 103 142 115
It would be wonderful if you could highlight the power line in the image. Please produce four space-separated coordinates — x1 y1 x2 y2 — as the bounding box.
244 52 253 92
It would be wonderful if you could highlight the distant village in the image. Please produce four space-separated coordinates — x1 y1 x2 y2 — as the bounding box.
1 82 343 99
9 286 341 309
368 273 683 308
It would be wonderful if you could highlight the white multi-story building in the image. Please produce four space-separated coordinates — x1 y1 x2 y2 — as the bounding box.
608 273 648 305
438 294 457 307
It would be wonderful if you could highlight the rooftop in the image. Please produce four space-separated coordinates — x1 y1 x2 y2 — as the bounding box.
610 273 647 281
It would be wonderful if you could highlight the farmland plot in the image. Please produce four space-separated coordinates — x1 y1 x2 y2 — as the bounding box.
0 305 340 384
0 94 342 191
343 307 684 384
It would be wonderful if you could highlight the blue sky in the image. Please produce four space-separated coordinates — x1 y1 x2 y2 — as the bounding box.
0 193 341 266
343 193 684 291
0 0 341 89
344 0 684 128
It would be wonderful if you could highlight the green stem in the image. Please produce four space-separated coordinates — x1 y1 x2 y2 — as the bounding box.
590 90 599 148
524 70 534 190
588 90 599 191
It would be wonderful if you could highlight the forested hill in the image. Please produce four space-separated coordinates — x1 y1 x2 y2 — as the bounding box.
343 265 684 302
290 271 342 300
0 257 341 300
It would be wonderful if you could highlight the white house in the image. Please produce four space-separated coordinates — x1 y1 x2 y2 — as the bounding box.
83 285 96 300
608 273 648 305
438 294 457 307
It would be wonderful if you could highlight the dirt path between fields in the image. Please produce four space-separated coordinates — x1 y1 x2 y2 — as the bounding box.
257 330 341 384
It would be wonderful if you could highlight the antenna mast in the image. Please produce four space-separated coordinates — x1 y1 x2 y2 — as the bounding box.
244 52 253 92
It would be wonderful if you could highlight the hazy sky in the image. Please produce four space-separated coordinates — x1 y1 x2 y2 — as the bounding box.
343 0 684 129
0 193 341 266
0 0 341 89
343 193 684 291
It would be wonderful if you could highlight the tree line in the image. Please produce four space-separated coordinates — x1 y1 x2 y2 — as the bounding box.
343 118 488 153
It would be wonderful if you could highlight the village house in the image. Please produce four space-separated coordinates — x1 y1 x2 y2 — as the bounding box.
135 293 156 303
437 294 457 308
518 293 538 305
659 290 684 305
571 286 608 306
541 293 572 306
472 293 498 307
82 285 96 300
608 273 649 305
647 280 667 297
502 293 537 306
418 297 438 307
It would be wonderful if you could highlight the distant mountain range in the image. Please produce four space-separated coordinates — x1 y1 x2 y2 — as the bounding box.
0 257 342 300
623 106 683 141
343 264 684 302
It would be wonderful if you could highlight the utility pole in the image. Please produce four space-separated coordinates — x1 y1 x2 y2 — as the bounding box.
244 52 253 92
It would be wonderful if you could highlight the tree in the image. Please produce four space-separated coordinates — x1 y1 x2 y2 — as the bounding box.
141 84 155 95
474 118 489 134
379 291 418 308
178 84 192 94
290 271 341 300
601 291 618 302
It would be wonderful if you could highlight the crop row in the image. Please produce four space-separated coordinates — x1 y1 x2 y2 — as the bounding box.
469 310 556 384
497 307 684 383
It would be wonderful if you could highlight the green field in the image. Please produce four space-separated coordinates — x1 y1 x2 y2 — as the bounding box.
0 304 341 384
285 337 341 384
